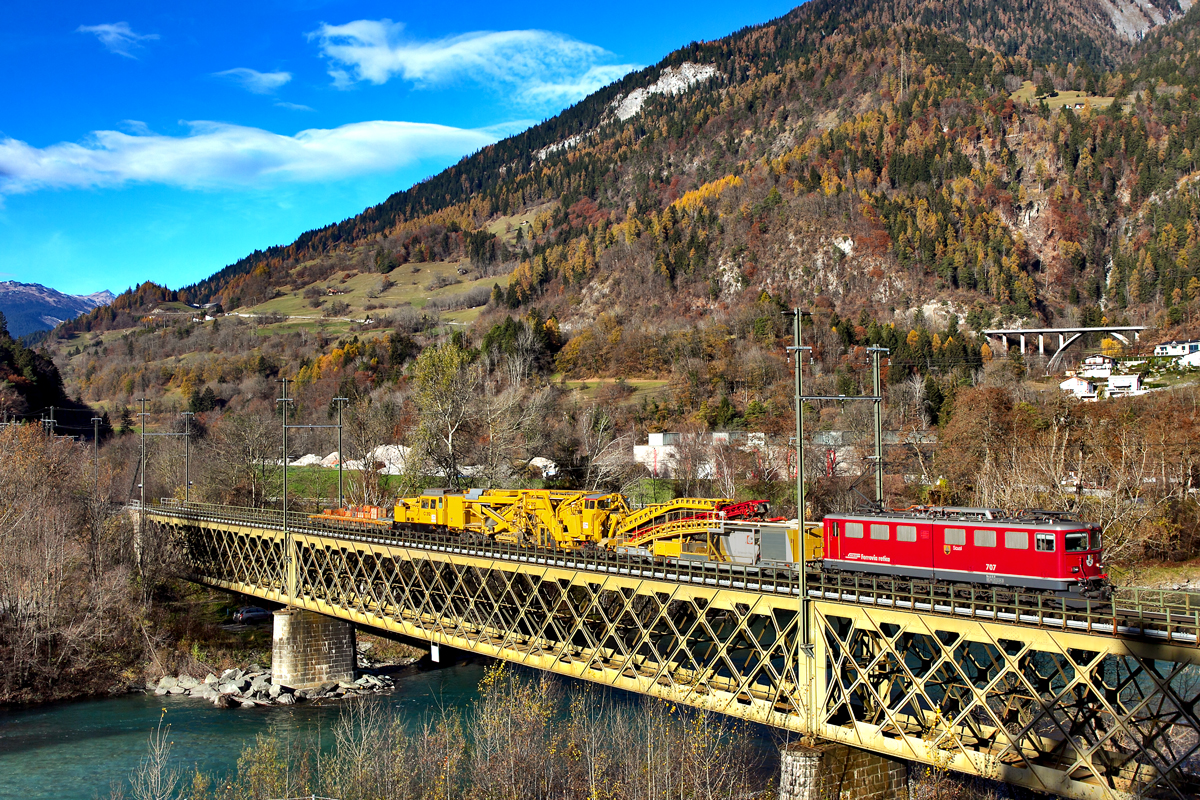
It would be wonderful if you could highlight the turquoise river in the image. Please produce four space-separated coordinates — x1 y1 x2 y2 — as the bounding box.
0 661 488 800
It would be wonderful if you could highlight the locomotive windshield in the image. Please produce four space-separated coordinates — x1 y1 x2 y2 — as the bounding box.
1065 530 1091 552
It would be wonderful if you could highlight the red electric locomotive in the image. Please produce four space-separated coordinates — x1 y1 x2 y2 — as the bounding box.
821 507 1106 594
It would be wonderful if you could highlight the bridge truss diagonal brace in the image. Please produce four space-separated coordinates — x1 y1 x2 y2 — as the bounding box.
154 513 1200 800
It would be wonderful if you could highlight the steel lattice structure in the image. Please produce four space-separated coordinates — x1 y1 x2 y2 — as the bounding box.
148 503 1200 800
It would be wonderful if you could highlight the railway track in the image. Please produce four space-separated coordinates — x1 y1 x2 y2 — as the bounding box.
143 499 1200 647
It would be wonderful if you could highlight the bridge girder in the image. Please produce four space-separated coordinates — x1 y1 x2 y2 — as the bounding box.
154 510 1200 800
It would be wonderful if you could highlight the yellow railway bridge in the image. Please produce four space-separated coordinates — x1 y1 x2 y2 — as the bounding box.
146 500 1200 800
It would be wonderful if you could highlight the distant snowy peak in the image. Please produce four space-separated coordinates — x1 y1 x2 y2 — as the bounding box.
611 63 720 121
0 281 114 337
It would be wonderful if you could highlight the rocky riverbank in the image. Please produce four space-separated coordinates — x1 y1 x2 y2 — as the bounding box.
150 659 418 708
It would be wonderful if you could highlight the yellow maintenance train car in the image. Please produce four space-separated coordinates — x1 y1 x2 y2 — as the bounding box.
311 488 822 565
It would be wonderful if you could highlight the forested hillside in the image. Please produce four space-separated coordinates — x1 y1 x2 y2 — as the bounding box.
42 0 1200 567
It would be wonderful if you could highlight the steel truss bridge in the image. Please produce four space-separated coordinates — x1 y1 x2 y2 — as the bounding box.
145 501 1200 800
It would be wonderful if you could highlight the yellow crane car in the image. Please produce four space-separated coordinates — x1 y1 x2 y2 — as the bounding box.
394 488 629 549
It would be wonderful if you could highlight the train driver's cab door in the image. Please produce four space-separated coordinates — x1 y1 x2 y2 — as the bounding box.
825 518 840 560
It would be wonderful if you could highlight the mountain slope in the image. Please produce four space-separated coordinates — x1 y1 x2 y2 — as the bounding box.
50 0 1200 428
167 0 1191 311
0 282 114 338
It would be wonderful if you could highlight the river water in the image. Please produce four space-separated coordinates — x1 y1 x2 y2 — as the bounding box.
0 661 488 800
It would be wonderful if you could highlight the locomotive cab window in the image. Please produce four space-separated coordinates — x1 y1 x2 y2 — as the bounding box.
975 529 996 548
870 524 890 540
1065 531 1089 552
897 525 917 542
845 522 864 538
1035 533 1055 552
421 500 429 510
945 528 966 546
1004 530 1028 550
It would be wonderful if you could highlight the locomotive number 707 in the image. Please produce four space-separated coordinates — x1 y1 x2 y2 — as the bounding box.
985 563 997 571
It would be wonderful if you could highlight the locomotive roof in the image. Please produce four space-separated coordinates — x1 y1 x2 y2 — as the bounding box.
829 510 1095 530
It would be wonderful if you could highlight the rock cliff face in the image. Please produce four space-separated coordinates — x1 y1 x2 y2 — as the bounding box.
0 281 113 338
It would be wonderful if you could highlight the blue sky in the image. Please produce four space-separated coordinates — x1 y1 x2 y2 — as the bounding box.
0 1 797 296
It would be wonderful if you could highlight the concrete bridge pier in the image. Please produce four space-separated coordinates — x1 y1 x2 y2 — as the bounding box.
271 608 356 689
778 742 908 800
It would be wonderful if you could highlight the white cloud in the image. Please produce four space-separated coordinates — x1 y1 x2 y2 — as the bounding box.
309 19 637 107
0 120 497 194
275 101 315 111
215 68 293 94
76 22 158 58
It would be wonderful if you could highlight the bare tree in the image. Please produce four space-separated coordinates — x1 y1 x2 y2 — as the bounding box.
198 409 278 507
576 404 636 492
410 342 481 488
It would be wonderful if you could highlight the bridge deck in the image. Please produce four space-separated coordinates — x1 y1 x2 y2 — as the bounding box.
147 501 1200 800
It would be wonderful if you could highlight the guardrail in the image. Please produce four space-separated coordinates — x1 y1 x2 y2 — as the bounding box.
141 499 1200 646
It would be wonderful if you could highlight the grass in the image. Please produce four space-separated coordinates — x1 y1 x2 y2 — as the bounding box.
1010 80 1114 109
557 378 670 403
1109 559 1200 589
237 260 506 328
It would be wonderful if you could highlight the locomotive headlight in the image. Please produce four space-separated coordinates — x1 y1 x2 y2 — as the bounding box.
1071 566 1080 573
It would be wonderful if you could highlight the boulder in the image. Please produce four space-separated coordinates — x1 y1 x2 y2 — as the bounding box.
239 700 258 709
293 689 308 700
204 673 218 685
167 686 188 695
154 687 169 696
317 681 339 696
338 680 358 690
218 682 241 695
220 668 243 682
268 683 283 699
193 685 217 700
177 675 200 690
212 694 236 709
277 693 297 705
157 676 178 691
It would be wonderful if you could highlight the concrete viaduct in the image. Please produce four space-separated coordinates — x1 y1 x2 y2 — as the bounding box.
982 325 1146 372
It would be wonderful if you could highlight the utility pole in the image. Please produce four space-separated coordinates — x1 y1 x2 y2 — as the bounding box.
789 309 814 742
180 412 195 504
333 397 349 508
789 310 812 645
277 378 295 601
91 416 102 496
868 347 888 506
48 405 55 436
136 398 149 580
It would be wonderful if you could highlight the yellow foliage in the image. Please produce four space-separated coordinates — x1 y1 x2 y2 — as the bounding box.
670 174 744 217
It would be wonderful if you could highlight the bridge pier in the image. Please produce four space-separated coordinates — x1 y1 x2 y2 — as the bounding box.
271 608 356 689
778 742 908 800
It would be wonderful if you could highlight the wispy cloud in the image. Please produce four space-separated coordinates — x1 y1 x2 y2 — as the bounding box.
214 68 293 94
76 22 158 58
275 101 315 111
0 121 497 194
309 19 637 107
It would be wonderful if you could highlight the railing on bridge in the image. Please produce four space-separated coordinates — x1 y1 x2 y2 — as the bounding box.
144 500 1200 800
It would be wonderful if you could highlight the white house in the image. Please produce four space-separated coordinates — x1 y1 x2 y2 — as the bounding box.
1154 340 1200 357
1059 376 1098 401
1181 352 1200 368
634 431 772 478
1107 374 1144 397
1077 354 1116 378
